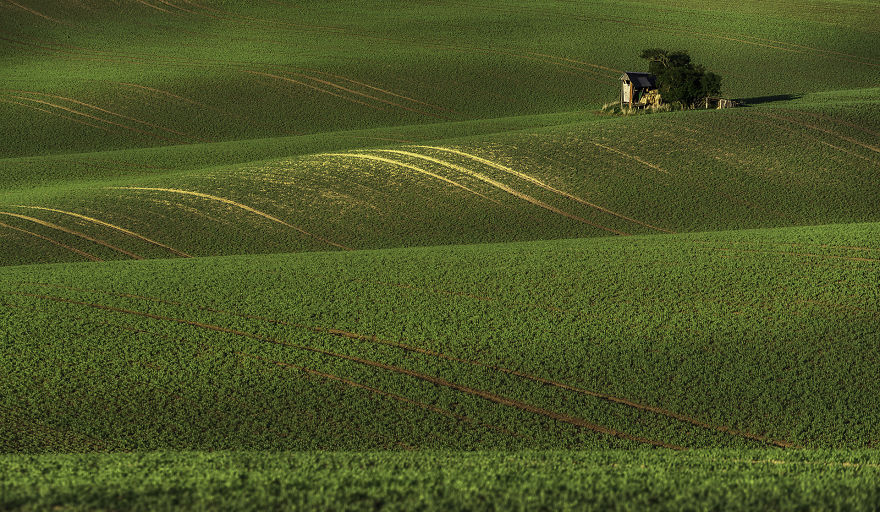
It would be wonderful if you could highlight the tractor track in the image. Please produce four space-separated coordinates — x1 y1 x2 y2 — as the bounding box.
7 90 208 142
10 205 190 258
14 282 797 448
5 95 185 144
9 291 684 450
0 97 111 132
107 186 352 251
415 146 673 234
0 212 142 259
371 149 629 235
322 153 500 204
0 221 102 261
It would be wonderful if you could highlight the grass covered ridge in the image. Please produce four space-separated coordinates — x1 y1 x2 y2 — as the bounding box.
2 90 879 267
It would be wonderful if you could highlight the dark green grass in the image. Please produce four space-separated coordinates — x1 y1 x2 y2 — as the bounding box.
2 450 879 511
1 0 878 157
2 222 878 452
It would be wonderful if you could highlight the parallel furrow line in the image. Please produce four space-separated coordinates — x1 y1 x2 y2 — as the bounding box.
11 205 190 258
106 186 352 251
416 146 673 233
13 291 682 450
371 149 629 235
0 221 102 261
0 212 141 259
322 153 500 203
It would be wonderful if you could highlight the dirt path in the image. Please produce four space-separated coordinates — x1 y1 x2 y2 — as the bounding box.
107 186 352 251
14 291 682 450
12 205 190 257
0 212 142 259
0 221 102 261
372 150 629 235
416 146 673 233
322 153 499 203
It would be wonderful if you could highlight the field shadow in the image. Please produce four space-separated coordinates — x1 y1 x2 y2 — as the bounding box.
736 94 802 106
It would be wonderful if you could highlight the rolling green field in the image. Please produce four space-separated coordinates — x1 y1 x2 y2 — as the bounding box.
2 0 879 510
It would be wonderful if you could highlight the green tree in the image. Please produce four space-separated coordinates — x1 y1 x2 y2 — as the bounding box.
639 49 722 107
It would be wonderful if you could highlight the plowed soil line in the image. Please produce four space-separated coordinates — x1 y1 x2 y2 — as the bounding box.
291 72 446 119
415 146 673 233
0 97 111 132
20 281 795 448
246 70 385 111
758 112 880 155
322 153 499 203
14 291 681 450
107 186 351 251
11 90 206 142
0 212 142 259
8 95 181 144
0 221 102 261
12 205 190 257
240 351 526 440
371 150 629 236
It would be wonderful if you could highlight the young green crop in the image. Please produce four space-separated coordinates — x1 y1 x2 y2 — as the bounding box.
1 222 878 452
2 93 879 267
1 1 878 157
2 450 880 511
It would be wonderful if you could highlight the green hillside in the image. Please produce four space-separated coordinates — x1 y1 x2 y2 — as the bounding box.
3 222 879 452
1 0 878 157
2 0 879 509
2 91 879 266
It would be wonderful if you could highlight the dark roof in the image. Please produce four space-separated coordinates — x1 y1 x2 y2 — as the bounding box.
619 72 657 89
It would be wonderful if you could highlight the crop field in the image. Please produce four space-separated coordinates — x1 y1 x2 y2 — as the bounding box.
2 0 879 510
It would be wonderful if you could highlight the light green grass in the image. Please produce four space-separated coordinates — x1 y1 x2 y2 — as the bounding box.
2 450 879 511
2 222 878 452
2 93 879 266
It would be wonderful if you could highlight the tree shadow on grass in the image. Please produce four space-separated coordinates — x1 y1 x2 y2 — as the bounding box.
736 94 802 106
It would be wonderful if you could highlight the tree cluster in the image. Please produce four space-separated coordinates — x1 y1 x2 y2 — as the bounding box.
639 49 721 107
